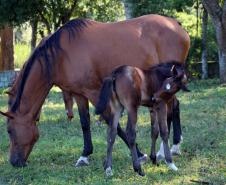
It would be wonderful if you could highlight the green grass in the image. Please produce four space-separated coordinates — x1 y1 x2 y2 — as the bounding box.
0 79 225 185
14 43 30 69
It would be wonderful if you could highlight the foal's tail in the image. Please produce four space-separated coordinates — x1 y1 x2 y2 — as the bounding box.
95 77 114 115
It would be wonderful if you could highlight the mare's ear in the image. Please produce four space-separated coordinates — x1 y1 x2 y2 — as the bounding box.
5 90 13 96
0 111 14 119
170 65 178 77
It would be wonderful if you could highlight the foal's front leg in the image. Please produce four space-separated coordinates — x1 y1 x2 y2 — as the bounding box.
157 102 178 171
126 108 144 176
150 109 159 164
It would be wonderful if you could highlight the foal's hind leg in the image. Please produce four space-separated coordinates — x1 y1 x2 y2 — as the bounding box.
74 95 93 167
126 108 144 176
102 111 147 162
104 110 122 177
156 102 178 171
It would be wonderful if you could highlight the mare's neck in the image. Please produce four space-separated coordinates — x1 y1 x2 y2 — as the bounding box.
15 63 53 118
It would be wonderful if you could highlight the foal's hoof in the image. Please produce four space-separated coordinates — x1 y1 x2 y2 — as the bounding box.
75 156 89 167
166 162 178 171
170 144 181 156
156 153 165 162
105 167 113 177
138 154 148 164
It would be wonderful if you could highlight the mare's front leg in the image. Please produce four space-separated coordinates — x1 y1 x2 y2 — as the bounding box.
126 108 144 176
171 98 183 155
157 102 178 171
74 95 93 167
104 110 122 177
150 109 159 164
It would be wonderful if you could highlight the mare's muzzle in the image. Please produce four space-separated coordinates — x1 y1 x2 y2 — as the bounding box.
10 152 27 167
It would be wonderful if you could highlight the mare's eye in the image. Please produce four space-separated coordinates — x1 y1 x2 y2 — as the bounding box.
7 129 11 135
165 83 171 90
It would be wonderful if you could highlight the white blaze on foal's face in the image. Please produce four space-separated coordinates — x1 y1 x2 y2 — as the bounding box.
166 83 171 90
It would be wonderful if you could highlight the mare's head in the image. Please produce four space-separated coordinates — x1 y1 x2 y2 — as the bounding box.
152 64 189 102
1 69 39 167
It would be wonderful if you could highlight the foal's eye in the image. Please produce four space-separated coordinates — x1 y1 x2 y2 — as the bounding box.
166 83 171 90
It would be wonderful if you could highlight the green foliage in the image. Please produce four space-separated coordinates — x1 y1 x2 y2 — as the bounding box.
79 0 124 22
0 80 225 184
124 0 194 17
14 43 30 69
0 0 40 27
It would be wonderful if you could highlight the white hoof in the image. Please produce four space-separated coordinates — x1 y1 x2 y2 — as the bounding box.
75 156 89 167
157 142 165 161
138 154 148 164
166 162 178 171
170 144 181 156
105 167 113 177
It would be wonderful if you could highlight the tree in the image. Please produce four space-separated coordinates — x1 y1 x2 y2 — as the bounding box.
0 26 14 71
201 7 208 79
202 0 226 83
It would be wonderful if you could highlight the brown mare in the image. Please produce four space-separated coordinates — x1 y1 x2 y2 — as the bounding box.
0 15 190 167
95 62 189 176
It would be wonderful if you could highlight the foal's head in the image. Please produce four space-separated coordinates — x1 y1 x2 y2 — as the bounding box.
152 64 189 102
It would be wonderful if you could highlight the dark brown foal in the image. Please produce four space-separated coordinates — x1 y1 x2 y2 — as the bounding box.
95 62 189 176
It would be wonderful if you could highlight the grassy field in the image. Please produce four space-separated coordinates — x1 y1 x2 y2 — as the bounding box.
0 79 225 185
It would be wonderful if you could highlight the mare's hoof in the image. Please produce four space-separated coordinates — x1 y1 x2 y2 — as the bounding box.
75 156 89 167
170 145 181 156
105 167 113 177
150 155 157 165
166 162 178 171
138 154 148 164
134 168 145 176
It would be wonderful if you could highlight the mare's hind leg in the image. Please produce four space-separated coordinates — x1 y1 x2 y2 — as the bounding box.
62 91 74 121
150 109 159 165
157 102 178 171
171 98 183 155
102 111 147 163
126 108 144 176
74 95 93 167
104 110 122 177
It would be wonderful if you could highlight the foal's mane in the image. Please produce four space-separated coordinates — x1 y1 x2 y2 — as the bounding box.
148 61 184 79
11 19 89 112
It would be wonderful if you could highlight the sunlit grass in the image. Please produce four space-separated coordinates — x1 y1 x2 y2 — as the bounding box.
0 79 225 184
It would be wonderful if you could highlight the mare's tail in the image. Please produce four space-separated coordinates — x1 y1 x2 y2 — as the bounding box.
95 77 114 115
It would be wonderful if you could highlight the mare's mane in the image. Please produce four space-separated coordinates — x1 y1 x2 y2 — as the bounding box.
11 19 89 112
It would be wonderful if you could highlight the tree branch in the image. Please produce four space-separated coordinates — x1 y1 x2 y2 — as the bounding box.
222 0 226 27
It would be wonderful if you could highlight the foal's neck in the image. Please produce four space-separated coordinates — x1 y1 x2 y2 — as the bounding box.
143 69 166 95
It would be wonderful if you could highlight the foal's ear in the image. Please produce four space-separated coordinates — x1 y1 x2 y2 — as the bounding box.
0 111 14 119
171 65 178 76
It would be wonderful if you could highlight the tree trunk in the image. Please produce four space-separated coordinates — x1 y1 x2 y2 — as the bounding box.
121 0 133 19
201 8 208 79
0 26 14 71
31 20 38 51
202 0 226 83
218 49 226 82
